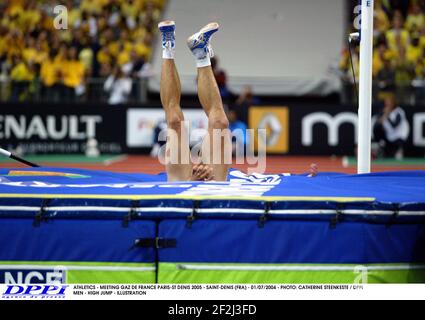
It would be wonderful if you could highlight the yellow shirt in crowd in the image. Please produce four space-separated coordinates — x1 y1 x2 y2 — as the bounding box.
79 48 94 70
406 14 425 32
19 9 41 30
372 49 396 76
107 41 121 57
407 44 422 63
0 37 7 57
40 60 59 87
68 8 82 27
63 60 85 88
375 9 391 33
117 51 130 66
97 48 112 65
121 0 144 18
386 29 410 51
22 47 38 64
134 42 152 59
80 0 110 14
10 62 34 82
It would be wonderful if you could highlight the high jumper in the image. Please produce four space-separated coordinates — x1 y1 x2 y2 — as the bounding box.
158 20 318 182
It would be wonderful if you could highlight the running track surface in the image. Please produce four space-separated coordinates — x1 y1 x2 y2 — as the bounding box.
1 156 424 175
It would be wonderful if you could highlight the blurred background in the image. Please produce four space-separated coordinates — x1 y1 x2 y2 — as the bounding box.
0 0 424 173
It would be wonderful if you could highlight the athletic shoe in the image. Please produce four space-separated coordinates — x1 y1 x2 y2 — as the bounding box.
158 20 176 50
187 22 219 60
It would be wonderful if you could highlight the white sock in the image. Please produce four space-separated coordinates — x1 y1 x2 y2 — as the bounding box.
162 48 175 60
196 56 211 68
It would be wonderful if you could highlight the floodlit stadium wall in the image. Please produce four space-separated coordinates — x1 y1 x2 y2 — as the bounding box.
1 103 424 157
150 0 345 95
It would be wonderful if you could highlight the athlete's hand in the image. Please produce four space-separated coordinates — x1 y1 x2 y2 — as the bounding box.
309 163 318 177
192 164 215 181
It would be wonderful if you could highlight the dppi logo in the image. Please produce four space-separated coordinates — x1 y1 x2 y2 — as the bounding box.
2 285 68 299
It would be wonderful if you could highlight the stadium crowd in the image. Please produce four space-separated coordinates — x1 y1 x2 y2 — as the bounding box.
340 0 425 105
0 0 164 103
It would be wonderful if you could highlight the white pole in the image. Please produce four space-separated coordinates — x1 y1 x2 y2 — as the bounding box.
0 148 11 158
357 0 374 174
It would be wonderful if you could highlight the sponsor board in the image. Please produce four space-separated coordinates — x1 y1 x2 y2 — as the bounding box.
0 106 125 154
288 104 425 156
126 108 208 147
249 107 289 154
1 104 424 156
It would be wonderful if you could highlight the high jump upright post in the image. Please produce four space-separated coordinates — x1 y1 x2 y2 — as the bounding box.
357 0 375 174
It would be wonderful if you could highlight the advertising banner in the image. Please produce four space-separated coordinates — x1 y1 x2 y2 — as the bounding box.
0 105 125 154
1 103 424 156
126 109 208 148
249 107 289 154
